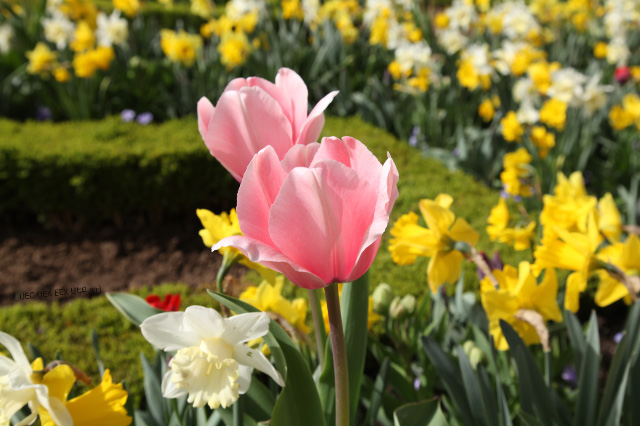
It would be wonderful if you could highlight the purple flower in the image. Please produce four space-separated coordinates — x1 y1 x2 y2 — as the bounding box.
121 109 136 122
136 112 153 125
408 126 420 147
36 107 53 121
477 251 503 280
614 331 624 344
414 377 421 391
561 365 577 389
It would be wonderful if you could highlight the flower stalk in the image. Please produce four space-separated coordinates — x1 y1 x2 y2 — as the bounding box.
324 283 349 426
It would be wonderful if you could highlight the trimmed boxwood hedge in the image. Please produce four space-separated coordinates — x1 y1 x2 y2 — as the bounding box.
0 117 238 223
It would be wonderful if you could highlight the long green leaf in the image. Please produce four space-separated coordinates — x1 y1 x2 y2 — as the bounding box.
393 399 449 426
140 353 166 426
574 311 599 426
340 272 370 425
457 347 489 426
106 292 162 326
209 291 325 426
564 311 586 372
421 336 474 425
364 357 390 426
500 321 555 425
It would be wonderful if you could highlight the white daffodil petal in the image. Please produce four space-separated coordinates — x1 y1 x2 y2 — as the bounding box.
237 365 252 394
0 375 34 424
184 306 225 340
35 387 73 426
161 370 188 399
222 312 271 344
233 346 284 387
0 332 30 368
0 355 15 375
141 312 201 351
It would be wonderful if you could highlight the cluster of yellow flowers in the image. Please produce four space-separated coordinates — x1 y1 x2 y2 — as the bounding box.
390 166 638 350
24 0 131 81
609 93 640 131
160 29 202 67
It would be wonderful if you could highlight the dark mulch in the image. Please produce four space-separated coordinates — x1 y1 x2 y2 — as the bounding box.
0 218 246 305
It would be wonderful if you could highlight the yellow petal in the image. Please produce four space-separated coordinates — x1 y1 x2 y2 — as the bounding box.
66 370 131 426
564 271 586 313
598 193 622 242
389 212 439 264
419 199 455 237
594 270 631 307
427 250 464 293
449 218 480 246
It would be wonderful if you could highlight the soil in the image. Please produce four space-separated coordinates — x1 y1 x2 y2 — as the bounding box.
0 218 247 305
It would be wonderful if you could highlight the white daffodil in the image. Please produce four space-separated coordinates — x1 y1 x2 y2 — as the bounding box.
141 307 285 410
0 332 72 426
96 10 129 47
41 10 75 50
0 24 13 55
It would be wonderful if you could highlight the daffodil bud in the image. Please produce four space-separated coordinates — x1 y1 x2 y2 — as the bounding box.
400 294 416 315
462 340 484 369
372 283 394 314
389 296 404 319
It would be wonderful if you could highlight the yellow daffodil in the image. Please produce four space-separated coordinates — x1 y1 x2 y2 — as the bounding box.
539 98 567 131
500 111 524 142
539 171 597 234
53 66 71 82
500 148 534 197
70 21 95 52
529 126 555 158
609 105 633 131
26 43 58 75
218 32 252 70
191 0 214 18
594 234 640 307
486 198 536 251
597 193 622 243
594 42 607 59
113 0 140 17
197 209 276 283
534 211 602 312
72 46 115 78
282 0 304 20
478 98 495 122
38 366 131 426
481 262 562 350
240 276 310 333
389 194 479 292
160 30 203 67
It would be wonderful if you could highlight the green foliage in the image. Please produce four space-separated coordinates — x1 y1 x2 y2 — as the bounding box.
0 116 238 222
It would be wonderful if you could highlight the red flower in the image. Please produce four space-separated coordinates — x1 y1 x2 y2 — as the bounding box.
615 66 631 84
146 293 181 311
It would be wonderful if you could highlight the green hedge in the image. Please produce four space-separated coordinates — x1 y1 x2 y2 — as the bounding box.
0 117 238 222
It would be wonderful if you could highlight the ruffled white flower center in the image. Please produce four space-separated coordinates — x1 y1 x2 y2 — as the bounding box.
170 338 240 409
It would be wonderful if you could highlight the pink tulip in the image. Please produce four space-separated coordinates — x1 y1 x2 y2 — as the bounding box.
213 137 399 289
198 68 339 181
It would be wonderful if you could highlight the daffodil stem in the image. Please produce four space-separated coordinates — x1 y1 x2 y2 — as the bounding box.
544 351 551 387
308 288 326 368
233 395 243 426
325 283 349 426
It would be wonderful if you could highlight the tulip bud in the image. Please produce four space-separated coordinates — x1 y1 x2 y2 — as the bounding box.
372 283 394 314
615 66 631 84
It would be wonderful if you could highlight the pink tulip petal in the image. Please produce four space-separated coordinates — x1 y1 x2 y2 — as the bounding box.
237 146 288 246
224 77 250 92
275 68 309 139
197 97 215 140
205 87 293 181
213 236 326 289
362 154 400 250
312 136 382 190
296 91 339 145
268 160 377 284
281 143 321 172
347 236 381 282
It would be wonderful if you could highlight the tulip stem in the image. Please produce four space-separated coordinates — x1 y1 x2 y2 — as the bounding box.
308 288 326 368
216 252 238 317
325 283 349 426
